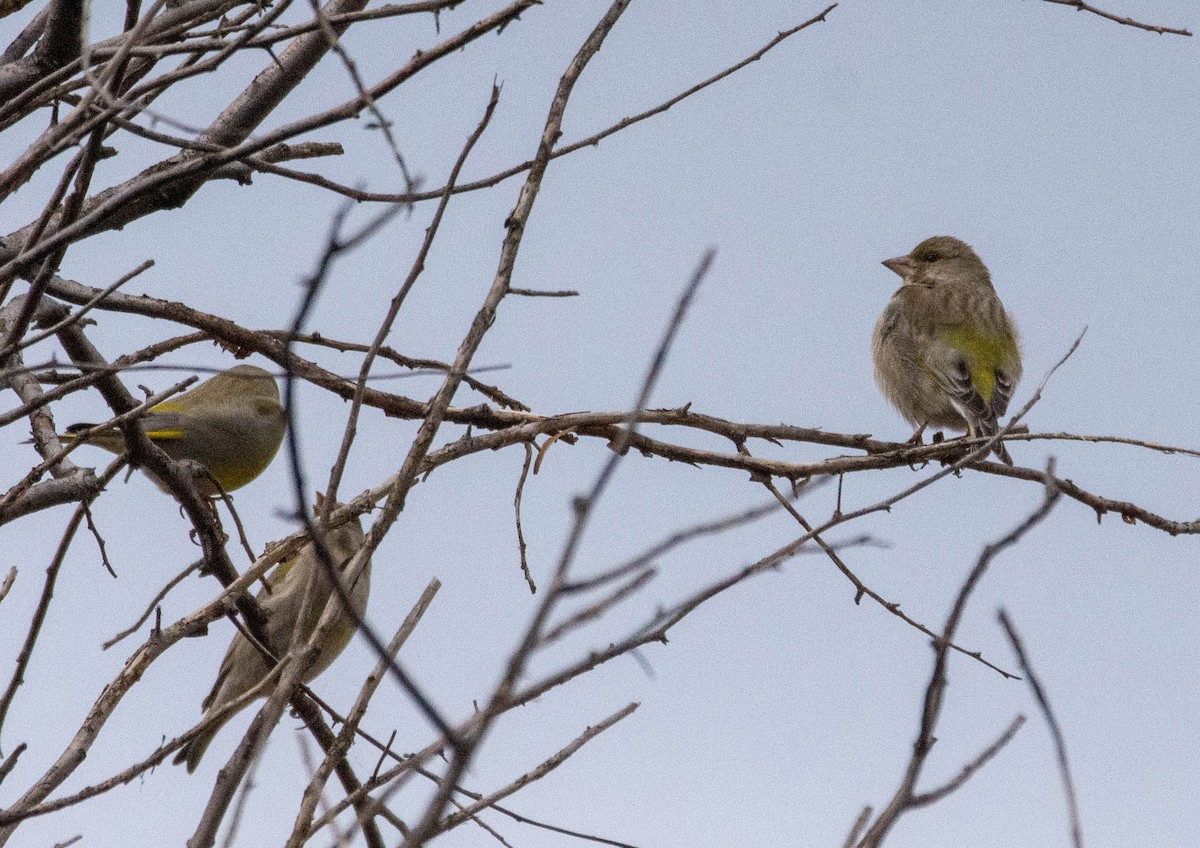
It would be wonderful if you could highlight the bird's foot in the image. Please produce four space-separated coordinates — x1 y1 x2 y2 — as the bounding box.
905 423 929 446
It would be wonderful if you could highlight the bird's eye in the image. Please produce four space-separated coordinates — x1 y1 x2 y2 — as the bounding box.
917 249 939 262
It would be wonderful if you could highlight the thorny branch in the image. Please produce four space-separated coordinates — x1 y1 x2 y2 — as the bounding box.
855 469 1063 848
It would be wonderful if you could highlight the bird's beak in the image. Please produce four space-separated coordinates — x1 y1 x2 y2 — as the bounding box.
882 255 915 279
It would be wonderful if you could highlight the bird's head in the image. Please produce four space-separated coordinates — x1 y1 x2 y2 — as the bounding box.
882 235 992 289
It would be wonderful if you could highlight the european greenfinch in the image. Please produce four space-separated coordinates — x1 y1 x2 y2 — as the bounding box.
174 501 371 772
63 364 286 494
872 236 1022 464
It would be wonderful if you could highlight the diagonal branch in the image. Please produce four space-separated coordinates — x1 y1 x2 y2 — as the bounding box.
855 467 1062 848
0 0 84 102
1039 0 1191 35
998 610 1084 848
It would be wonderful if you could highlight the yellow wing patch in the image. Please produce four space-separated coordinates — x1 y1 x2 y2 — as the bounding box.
938 326 1015 404
144 429 187 440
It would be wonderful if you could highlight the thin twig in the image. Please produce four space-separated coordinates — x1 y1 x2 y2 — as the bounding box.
0 568 16 608
102 558 202 650
908 714 1026 808
841 806 871 848
1040 0 1191 35
513 443 536 593
761 476 1009 675
322 83 499 513
0 461 124 743
397 4 640 843
15 260 154 353
288 578 441 848
280 200 453 748
507 287 579 297
232 4 840 207
856 466 1062 848
999 610 1084 848
219 733 264 848
438 703 638 832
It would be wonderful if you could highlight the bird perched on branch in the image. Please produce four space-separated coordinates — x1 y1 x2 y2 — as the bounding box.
872 236 1022 464
62 364 287 494
174 496 371 772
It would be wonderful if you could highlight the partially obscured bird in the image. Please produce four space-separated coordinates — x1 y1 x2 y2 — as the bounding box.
174 500 371 772
872 236 1022 464
63 364 286 494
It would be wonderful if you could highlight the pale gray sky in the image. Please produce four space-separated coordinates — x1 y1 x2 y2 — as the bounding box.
2 2 1198 846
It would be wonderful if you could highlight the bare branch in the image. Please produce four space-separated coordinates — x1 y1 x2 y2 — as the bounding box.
513 442 537 593
999 611 1085 848
0 459 125 747
1040 0 1191 36
236 4 841 206
398 2 639 842
856 467 1062 848
438 703 638 832
287 579 441 848
101 558 203 650
0 0 85 103
908 715 1027 808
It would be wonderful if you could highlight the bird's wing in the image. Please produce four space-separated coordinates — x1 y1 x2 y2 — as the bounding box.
991 367 1016 420
136 410 189 440
935 357 997 435
200 644 238 712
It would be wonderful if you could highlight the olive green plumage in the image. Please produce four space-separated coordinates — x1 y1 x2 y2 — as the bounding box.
63 364 286 494
872 236 1022 464
174 509 371 773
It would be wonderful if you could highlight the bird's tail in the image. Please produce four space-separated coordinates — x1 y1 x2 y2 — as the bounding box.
60 423 127 454
173 711 230 773
972 416 1014 465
